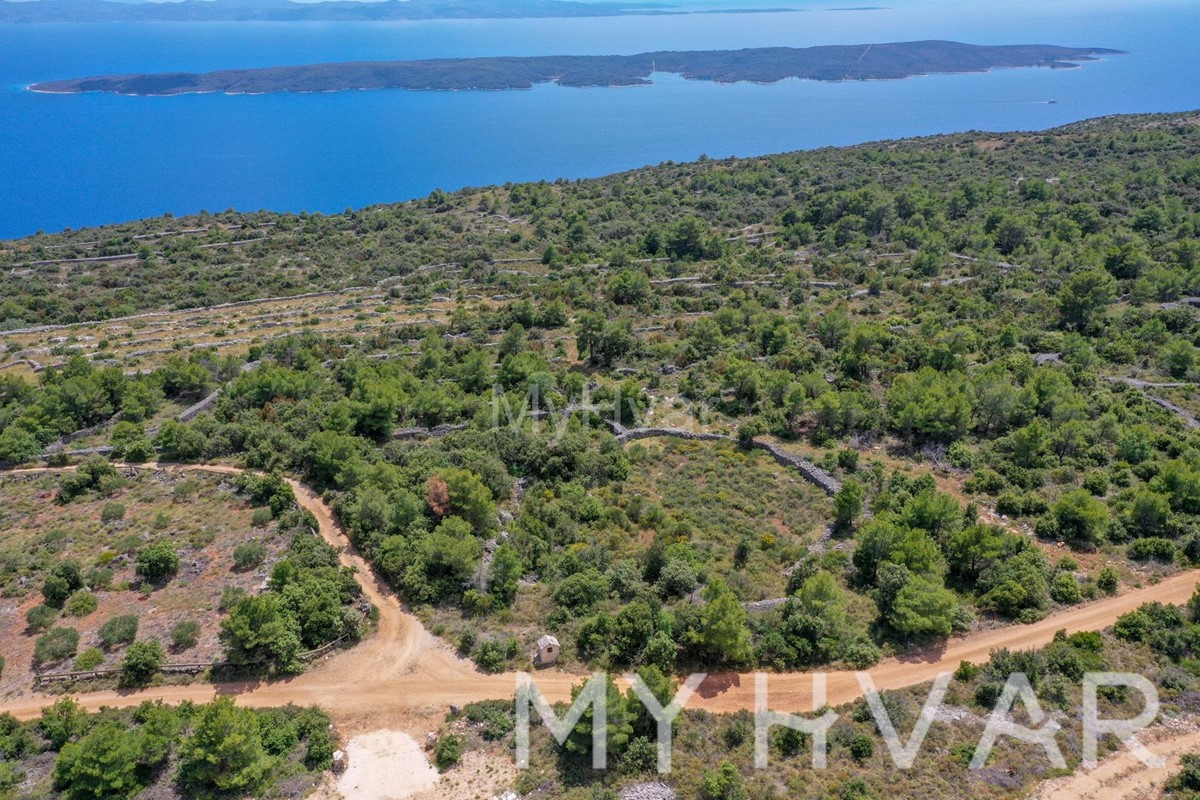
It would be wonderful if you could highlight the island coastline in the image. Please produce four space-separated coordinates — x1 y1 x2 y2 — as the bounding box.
27 41 1124 97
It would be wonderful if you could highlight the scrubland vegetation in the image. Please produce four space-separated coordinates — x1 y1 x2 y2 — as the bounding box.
457 595 1200 799
0 698 333 800
0 466 361 688
3 110 1200 797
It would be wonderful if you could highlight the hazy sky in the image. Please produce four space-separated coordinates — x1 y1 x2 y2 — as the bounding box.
37 0 803 7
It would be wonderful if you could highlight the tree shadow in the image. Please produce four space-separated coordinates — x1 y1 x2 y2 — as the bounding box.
890 638 951 665
696 671 742 699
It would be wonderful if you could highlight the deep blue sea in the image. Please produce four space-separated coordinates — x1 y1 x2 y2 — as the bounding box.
1 0 1198 238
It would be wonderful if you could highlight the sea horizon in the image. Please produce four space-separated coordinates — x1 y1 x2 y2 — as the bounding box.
1 0 1198 238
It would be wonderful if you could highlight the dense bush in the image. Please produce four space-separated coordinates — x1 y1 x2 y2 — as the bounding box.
64 590 98 618
26 604 58 633
1129 537 1177 562
73 648 105 671
472 637 522 673
34 627 80 666
119 641 165 687
135 540 180 583
233 542 268 571
98 615 139 649
434 734 464 771
32 694 330 800
171 620 202 650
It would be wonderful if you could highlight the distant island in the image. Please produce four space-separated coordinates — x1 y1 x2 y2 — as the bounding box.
29 41 1121 96
0 0 791 23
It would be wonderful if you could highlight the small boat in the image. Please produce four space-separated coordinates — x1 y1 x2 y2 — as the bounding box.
1048 99 1059 105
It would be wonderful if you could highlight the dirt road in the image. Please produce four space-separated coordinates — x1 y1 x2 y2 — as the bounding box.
1034 720 1200 800
2 463 1198 733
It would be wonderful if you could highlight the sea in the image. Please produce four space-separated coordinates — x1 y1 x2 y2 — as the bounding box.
1 0 1198 238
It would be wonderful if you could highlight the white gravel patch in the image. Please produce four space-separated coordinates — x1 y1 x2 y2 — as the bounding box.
336 730 439 800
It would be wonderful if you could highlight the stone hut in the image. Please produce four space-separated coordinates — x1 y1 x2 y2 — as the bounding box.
533 635 560 667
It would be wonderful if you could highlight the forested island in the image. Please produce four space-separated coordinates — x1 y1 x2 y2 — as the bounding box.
0 0 784 23
29 41 1120 96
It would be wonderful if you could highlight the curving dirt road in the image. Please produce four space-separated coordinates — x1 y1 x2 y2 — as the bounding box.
2 463 1199 734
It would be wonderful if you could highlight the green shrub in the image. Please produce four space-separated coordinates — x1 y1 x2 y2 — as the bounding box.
433 734 463 771
219 586 246 612
1184 534 1200 566
135 540 179 583
26 604 58 633
964 469 1006 494
98 615 139 649
1096 566 1120 595
304 723 336 770
1034 515 1060 540
472 638 519 673
1050 490 1109 549
119 641 165 688
1067 631 1105 652
1050 573 1083 605
463 700 515 741
975 682 1003 708
64 590 99 618
73 648 105 671
1017 607 1048 624
1114 603 1185 643
122 438 156 462
721 718 749 749
954 660 980 682
950 742 976 767
258 709 299 756
0 762 21 793
849 733 874 762
699 761 748 800
841 640 881 669
251 508 273 527
833 480 866 533
622 735 658 774
41 562 83 609
99 502 126 523
57 458 122 503
171 620 202 650
40 697 86 749
656 559 698 599
948 441 976 469
41 575 71 609
86 567 114 591
996 491 1048 518
1167 752 1200 795
1129 537 1177 563
233 542 267 571
34 627 80 666
177 696 272 795
1082 471 1110 497
773 725 805 757
839 778 875 800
